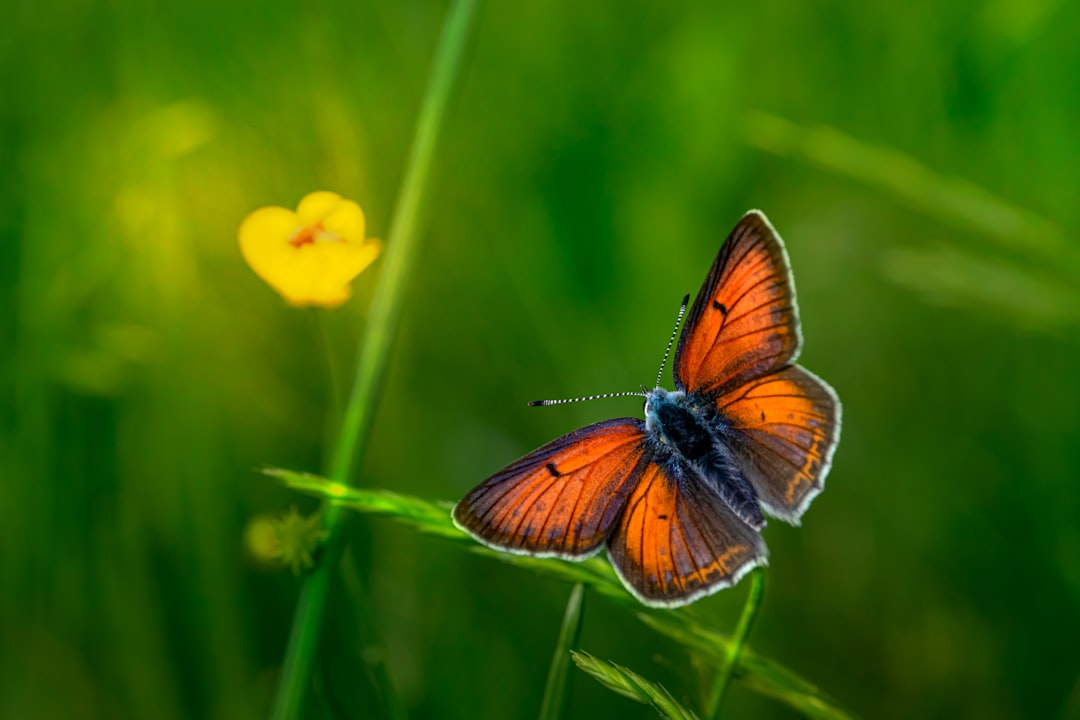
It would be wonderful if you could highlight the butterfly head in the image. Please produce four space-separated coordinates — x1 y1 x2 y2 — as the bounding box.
644 387 686 434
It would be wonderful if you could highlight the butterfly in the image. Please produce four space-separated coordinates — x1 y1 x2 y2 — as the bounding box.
452 211 841 607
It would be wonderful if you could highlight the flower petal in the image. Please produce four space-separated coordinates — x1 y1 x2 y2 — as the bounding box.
296 191 344 225
239 205 303 280
321 199 366 243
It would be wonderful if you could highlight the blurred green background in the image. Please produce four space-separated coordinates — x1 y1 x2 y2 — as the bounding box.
3 0 1079 718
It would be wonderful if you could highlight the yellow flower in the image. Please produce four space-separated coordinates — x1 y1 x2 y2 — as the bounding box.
239 191 381 307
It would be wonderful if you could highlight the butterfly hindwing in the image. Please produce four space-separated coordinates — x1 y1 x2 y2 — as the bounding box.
674 210 801 398
607 453 767 607
452 418 648 558
717 365 841 523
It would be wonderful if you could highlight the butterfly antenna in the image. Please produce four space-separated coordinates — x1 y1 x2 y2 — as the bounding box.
530 294 689 407
654 294 690 389
529 390 646 407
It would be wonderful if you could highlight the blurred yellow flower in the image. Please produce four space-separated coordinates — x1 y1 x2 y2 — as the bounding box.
269 506 328 575
239 191 381 307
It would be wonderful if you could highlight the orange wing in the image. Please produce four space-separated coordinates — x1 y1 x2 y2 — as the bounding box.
674 210 800 398
717 365 841 524
607 456 767 607
452 419 649 558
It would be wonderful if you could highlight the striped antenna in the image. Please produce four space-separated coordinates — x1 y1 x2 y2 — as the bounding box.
654 294 690 389
529 390 645 407
529 294 690 408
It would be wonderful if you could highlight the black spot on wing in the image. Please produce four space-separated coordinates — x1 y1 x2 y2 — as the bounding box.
545 462 562 477
712 300 728 315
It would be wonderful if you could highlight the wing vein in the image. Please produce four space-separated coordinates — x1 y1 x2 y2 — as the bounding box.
673 497 699 591
706 320 792 349
720 274 787 323
745 438 814 474
536 467 573 548
681 490 720 586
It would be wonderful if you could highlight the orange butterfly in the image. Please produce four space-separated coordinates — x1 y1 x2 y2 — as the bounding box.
453 211 841 607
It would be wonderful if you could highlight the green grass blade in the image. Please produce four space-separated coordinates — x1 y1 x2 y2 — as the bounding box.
539 583 586 720
269 468 859 720
706 567 766 718
636 613 851 720
741 110 1070 263
571 651 700 720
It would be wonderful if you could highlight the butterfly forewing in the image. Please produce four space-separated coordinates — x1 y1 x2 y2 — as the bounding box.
718 365 841 523
607 457 767 607
452 418 648 558
674 211 801 398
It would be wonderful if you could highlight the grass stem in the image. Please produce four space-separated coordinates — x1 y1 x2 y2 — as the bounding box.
539 583 586 720
269 1 480 717
706 567 766 718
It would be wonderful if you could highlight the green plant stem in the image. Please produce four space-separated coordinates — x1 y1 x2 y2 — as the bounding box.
707 568 766 718
269 1 480 717
310 309 344 471
539 583 586 720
